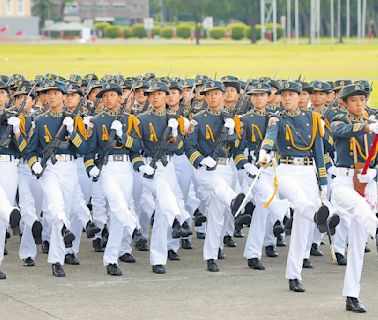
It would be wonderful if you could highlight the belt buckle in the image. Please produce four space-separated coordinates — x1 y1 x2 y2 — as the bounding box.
55 154 66 161
114 155 123 162
293 158 303 165
217 158 227 165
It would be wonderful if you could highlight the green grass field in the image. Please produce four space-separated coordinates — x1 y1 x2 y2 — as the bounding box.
1 42 377 105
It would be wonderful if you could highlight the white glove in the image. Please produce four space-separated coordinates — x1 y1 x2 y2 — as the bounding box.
200 156 217 168
183 117 190 132
357 169 377 184
63 117 74 133
369 115 377 122
140 164 155 176
83 116 93 128
320 119 325 132
168 118 179 137
258 149 271 165
32 162 43 175
89 166 100 178
327 166 337 177
368 123 378 134
243 163 259 177
7 116 20 134
224 118 235 135
111 120 123 138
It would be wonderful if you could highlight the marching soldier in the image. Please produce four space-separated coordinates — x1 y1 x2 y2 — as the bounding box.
26 79 86 277
185 80 245 272
330 83 378 313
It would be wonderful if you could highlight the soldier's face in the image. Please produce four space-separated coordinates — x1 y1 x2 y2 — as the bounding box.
195 86 205 101
66 92 81 111
149 91 167 110
205 89 224 109
268 88 278 103
166 89 182 107
0 89 9 108
311 91 328 107
47 89 64 109
134 88 147 105
326 91 335 104
102 91 121 110
89 88 101 103
281 91 300 111
299 91 311 108
39 92 48 105
346 95 366 117
224 86 239 104
15 94 34 112
251 93 269 110
183 88 194 100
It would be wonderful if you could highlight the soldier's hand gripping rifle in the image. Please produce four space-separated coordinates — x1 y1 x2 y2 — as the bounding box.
93 81 137 182
207 81 251 171
0 81 38 148
36 85 91 179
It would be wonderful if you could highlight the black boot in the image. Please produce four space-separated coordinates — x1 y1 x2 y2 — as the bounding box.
289 279 305 292
314 205 330 233
168 249 180 261
207 259 219 272
310 243 323 256
133 229 148 251
273 220 284 237
86 221 101 239
194 209 207 227
61 226 75 248
302 258 313 269
223 235 236 248
10 208 21 236
106 263 122 276
42 241 49 254
65 253 80 265
230 193 245 216
265 245 278 258
218 248 225 260
247 258 265 270
31 221 43 245
52 263 65 277
23 257 35 267
172 219 184 239
92 238 104 252
346 297 366 313
335 252 347 266
119 253 136 263
152 265 166 274
181 238 193 250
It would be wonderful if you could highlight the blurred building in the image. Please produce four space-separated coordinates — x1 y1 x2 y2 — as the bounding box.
63 0 149 24
0 0 39 37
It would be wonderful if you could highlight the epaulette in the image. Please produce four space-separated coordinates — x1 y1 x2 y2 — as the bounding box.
332 113 348 122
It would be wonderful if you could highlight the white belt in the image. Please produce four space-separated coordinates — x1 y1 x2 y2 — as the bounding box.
144 155 172 163
108 154 130 162
336 167 355 177
216 157 231 165
0 154 16 162
40 154 75 162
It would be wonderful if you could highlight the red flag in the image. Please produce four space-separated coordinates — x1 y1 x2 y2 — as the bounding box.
0 25 9 33
15 30 23 36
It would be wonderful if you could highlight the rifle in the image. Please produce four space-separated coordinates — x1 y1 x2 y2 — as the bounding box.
0 81 38 148
93 79 140 182
36 84 92 179
207 81 251 171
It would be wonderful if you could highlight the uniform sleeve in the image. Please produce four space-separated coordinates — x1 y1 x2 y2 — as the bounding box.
233 117 249 170
131 116 145 171
331 116 367 139
184 119 205 169
25 118 40 169
312 130 328 186
84 119 98 174
261 117 279 151
15 134 28 156
68 130 87 155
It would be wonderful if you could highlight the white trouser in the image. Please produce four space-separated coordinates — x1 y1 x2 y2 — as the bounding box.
98 160 136 266
276 164 321 281
0 160 19 265
194 164 237 261
331 174 378 298
142 160 189 266
18 163 43 260
75 158 92 203
91 180 108 240
40 160 78 265
244 168 290 260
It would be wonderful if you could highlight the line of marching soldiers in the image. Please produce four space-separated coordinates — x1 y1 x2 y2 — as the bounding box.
0 72 377 313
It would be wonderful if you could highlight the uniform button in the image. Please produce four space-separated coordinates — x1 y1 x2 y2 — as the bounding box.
306 123 310 126
351 165 354 169
302 113 305 116
308 135 311 138
287 146 291 149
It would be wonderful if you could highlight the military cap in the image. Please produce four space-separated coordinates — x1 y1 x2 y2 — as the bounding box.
182 79 195 89
247 82 272 95
144 73 156 80
310 80 333 93
221 75 241 93
83 73 99 81
195 75 210 86
13 80 37 98
276 81 302 95
0 75 9 84
68 74 82 82
66 82 84 96
88 80 103 91
144 81 170 95
354 80 372 93
240 80 247 91
168 80 183 92
340 84 368 100
96 82 122 98
327 81 335 90
0 80 9 92
41 79 67 94
298 81 313 94
266 79 282 90
200 80 226 95
133 80 150 90
118 79 133 89
334 80 352 91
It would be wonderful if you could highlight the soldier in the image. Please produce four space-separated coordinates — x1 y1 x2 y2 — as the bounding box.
185 80 245 272
234 82 290 270
84 82 143 275
131 79 150 115
266 79 282 113
0 80 22 279
13 82 44 267
330 83 378 313
298 81 313 110
259 81 338 292
26 79 86 277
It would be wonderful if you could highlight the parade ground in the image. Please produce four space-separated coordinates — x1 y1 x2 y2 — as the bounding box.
1 42 378 105
0 233 376 320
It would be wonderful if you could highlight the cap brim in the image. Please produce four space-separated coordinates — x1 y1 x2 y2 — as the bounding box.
276 88 301 95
